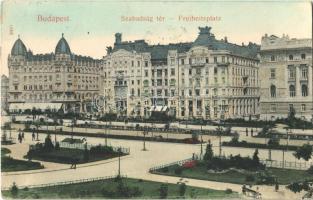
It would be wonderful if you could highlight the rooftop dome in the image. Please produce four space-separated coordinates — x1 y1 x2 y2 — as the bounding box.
55 33 71 55
11 37 27 56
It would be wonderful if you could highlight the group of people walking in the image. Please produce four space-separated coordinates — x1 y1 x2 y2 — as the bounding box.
17 129 24 143
17 129 37 143
246 128 255 137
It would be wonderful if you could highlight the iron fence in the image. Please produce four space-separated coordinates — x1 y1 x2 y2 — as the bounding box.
149 156 198 172
51 142 130 154
260 159 312 170
2 175 127 191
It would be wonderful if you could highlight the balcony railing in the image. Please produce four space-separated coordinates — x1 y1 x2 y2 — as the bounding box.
191 62 205 67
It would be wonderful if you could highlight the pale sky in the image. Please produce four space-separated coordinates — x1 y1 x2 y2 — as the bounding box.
1 0 312 76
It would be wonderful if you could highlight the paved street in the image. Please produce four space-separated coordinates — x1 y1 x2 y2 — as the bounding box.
1 129 310 199
12 122 313 165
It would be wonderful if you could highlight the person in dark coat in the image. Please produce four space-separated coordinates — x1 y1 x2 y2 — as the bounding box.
18 133 22 143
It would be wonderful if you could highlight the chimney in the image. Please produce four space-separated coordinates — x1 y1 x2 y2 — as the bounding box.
224 37 228 42
106 46 112 54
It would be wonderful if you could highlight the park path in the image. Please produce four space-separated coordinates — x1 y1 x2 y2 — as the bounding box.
1 130 307 199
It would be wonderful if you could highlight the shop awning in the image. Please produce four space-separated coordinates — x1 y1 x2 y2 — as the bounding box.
9 103 63 111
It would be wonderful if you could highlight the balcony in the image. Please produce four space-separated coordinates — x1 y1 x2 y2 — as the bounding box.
217 62 230 67
191 62 205 68
288 77 296 82
300 76 308 82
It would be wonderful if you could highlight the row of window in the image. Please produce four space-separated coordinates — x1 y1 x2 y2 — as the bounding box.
270 84 308 97
19 65 101 73
270 66 308 79
270 104 307 112
270 53 307 61
106 60 149 68
172 55 257 67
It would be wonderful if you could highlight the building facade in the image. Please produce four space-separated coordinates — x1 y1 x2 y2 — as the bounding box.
259 34 313 121
103 27 260 120
1 74 9 114
8 35 104 113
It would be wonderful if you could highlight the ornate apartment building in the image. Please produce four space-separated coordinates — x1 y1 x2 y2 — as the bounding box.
260 34 313 121
8 35 104 113
102 27 260 120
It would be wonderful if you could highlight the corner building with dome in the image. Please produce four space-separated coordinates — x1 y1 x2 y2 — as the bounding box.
8 35 104 113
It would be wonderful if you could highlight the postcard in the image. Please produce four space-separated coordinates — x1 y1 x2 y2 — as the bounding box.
1 0 313 199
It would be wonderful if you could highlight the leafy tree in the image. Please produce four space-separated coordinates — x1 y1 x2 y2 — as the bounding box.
216 126 223 135
83 143 89 162
307 165 313 175
288 106 296 120
252 149 260 164
203 141 214 161
268 137 279 147
116 180 131 198
230 134 239 144
44 134 54 151
10 182 18 197
287 182 303 193
191 132 199 142
190 188 196 198
159 184 168 199
294 144 312 161
179 183 186 197
225 126 232 135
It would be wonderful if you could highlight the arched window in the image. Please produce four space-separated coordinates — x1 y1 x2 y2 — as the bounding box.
270 85 276 97
289 85 296 97
302 85 308 97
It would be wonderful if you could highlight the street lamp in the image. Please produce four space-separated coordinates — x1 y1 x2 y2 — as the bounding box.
71 117 76 141
142 126 148 151
105 119 108 146
283 128 291 168
36 124 40 141
118 147 121 178
200 118 205 159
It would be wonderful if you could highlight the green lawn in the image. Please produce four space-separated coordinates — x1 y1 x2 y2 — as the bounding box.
26 147 124 164
1 148 44 172
1 178 240 199
1 147 11 155
61 138 84 144
154 163 313 185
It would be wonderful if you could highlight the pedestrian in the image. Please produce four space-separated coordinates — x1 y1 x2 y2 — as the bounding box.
32 129 35 140
246 128 248 136
22 132 25 140
70 158 74 169
18 133 22 143
251 128 254 137
275 182 279 192
242 184 246 195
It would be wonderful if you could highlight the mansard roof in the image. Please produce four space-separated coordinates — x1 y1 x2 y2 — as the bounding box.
26 51 55 61
112 26 260 61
